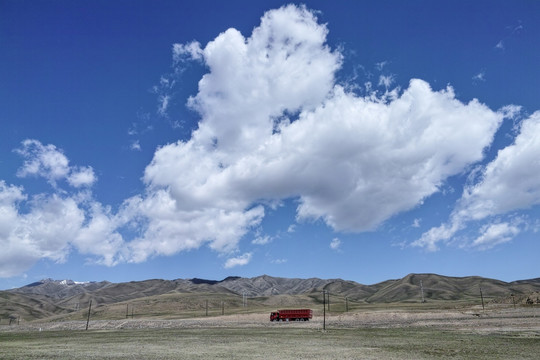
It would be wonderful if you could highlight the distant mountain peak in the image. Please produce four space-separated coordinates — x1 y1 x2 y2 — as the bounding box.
33 278 89 287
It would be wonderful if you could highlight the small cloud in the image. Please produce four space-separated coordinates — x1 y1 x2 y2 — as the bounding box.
224 252 252 268
471 222 520 250
67 166 97 188
375 61 388 71
15 139 70 186
287 224 296 233
472 71 486 83
130 140 142 151
271 258 287 264
252 235 271 245
412 218 421 228
170 120 183 129
15 139 96 188
173 41 204 63
497 104 522 120
330 237 341 251
378 74 395 89
495 40 505 50
157 95 171 117
510 22 524 34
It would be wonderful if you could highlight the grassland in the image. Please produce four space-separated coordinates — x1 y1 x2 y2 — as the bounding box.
2 303 539 359
1 325 539 359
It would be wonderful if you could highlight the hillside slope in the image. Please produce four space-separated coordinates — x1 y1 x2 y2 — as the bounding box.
3 274 539 321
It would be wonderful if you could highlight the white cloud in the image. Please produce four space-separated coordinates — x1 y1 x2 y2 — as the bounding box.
378 74 395 88
459 111 540 218
224 252 252 268
15 139 70 186
471 222 520 250
472 71 486 83
121 190 264 263
330 237 341 250
130 140 142 151
68 166 97 188
173 41 204 62
0 186 86 277
412 218 421 228
137 4 503 263
0 175 129 277
498 104 522 121
15 139 96 188
0 143 116 277
252 234 271 245
157 95 170 117
73 201 126 266
415 111 540 250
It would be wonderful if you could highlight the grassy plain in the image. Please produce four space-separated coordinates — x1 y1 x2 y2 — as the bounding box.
2 304 539 359
1 325 539 360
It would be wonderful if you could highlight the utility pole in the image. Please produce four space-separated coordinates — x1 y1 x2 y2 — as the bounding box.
327 292 330 312
420 280 426 303
86 300 92 331
322 290 326 331
480 286 485 311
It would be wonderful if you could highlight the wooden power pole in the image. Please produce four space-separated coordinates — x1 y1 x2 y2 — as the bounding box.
86 300 92 331
322 290 326 331
480 286 485 311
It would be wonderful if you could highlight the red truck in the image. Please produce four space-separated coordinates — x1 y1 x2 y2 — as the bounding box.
270 309 312 322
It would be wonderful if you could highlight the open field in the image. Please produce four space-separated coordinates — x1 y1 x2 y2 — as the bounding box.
1 305 539 359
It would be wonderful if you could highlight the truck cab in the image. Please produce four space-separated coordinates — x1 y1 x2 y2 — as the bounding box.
270 312 280 321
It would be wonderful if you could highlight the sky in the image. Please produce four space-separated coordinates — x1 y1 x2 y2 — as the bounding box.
1 0 540 290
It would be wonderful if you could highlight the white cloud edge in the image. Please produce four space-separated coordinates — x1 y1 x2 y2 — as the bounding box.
224 252 253 269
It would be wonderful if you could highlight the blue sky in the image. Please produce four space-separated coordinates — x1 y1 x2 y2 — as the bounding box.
1 0 540 289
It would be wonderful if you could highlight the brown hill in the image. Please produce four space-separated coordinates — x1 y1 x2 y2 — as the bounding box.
0 291 69 322
2 274 540 322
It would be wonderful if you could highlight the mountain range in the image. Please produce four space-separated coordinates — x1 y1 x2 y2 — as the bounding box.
1 274 539 322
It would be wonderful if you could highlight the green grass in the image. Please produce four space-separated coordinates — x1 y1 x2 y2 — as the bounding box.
1 326 538 359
